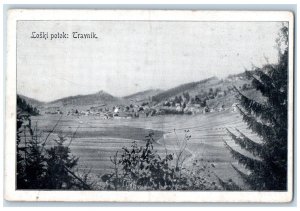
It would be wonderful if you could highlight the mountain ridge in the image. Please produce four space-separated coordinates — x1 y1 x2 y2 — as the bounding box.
17 94 45 107
46 90 125 109
124 89 163 103
151 76 220 103
18 72 252 110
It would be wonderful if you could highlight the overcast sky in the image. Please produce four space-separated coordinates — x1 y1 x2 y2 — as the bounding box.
17 21 283 102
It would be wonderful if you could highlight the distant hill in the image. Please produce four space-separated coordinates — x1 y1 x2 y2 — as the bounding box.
124 89 162 103
151 77 220 103
17 71 261 113
47 90 126 109
149 73 260 110
17 94 41 115
18 94 45 108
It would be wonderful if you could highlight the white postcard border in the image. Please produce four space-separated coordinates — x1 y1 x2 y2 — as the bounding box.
5 9 294 202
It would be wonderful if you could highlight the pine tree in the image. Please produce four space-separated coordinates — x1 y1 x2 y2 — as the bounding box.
43 136 92 190
225 25 288 190
16 97 92 190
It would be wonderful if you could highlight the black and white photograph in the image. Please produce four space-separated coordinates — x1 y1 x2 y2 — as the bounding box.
4 10 294 202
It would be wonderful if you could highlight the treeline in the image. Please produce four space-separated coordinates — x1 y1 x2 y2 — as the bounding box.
152 77 217 103
17 95 40 115
162 87 225 108
153 79 251 111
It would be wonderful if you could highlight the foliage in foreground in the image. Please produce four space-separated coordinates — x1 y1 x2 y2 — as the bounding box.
17 102 92 189
101 133 221 190
225 25 288 190
17 97 239 191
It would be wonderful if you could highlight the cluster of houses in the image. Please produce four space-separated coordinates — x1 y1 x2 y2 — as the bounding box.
155 95 240 115
44 106 63 115
158 101 226 115
65 104 156 119
43 100 240 119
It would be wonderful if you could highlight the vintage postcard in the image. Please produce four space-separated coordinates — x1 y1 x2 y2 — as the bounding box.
5 10 294 202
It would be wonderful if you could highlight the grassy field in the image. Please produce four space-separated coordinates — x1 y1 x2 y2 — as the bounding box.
31 110 258 188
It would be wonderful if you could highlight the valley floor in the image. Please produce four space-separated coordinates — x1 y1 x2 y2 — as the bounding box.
31 110 257 190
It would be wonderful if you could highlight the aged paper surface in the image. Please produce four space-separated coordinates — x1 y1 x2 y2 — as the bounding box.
5 9 294 202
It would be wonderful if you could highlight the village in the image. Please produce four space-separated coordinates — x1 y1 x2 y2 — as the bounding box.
43 95 239 119
40 73 250 120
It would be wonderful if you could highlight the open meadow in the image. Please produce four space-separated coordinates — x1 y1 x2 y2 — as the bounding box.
31 110 258 189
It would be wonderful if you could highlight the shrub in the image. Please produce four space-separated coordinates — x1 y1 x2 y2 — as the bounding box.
43 136 92 189
16 108 92 189
101 132 221 190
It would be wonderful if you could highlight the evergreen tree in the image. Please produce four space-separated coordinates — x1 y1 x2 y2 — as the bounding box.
183 92 190 102
225 25 288 190
24 128 47 189
16 97 91 190
16 111 28 188
43 136 80 189
17 95 40 116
